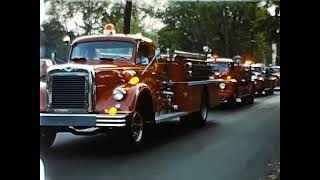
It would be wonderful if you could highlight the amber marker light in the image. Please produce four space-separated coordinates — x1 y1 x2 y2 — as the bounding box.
108 107 118 116
129 76 139 85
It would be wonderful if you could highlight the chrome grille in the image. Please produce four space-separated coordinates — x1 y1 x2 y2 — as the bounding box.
48 73 89 112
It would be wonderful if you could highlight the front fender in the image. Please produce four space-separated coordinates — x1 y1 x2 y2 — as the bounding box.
94 83 151 114
40 82 46 112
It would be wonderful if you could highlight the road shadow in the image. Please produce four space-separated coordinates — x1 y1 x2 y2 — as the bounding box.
41 120 220 160
213 101 259 112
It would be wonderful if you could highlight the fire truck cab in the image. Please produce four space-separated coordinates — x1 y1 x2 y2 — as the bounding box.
40 25 221 150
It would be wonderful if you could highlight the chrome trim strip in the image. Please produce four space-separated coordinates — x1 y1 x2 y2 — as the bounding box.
96 119 126 123
155 112 188 124
187 80 217 86
96 114 128 119
171 80 219 86
96 123 126 127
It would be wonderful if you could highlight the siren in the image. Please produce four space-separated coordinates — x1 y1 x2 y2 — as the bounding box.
103 24 116 35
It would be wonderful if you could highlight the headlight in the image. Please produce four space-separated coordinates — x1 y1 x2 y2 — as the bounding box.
251 75 258 80
258 77 264 81
113 87 126 101
219 83 226 90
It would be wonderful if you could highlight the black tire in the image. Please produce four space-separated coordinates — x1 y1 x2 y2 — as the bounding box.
193 92 209 127
40 128 56 151
227 93 237 108
119 101 145 151
241 96 248 105
248 94 254 104
269 89 274 95
180 91 209 127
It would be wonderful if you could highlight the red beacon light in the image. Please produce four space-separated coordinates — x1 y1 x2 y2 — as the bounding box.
103 24 116 35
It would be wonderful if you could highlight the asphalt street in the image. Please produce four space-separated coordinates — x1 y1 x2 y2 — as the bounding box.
41 91 280 180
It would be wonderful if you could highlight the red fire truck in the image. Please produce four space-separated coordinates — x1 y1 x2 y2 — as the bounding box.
40 24 222 150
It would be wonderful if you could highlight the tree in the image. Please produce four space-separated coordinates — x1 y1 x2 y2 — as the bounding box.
156 1 275 63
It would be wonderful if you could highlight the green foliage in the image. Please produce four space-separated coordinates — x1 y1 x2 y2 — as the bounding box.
40 0 279 63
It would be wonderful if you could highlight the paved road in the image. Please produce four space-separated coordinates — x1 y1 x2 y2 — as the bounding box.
41 92 280 180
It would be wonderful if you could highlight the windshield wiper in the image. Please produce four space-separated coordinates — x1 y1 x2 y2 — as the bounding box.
99 57 114 61
71 57 87 61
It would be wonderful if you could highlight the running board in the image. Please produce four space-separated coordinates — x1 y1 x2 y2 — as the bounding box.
155 112 188 124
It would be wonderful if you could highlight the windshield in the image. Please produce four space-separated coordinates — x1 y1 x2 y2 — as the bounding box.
209 63 229 72
71 41 134 61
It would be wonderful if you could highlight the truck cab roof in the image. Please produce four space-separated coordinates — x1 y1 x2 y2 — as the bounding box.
72 34 155 46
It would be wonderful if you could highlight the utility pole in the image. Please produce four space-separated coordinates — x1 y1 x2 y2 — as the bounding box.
249 29 256 61
124 0 132 34
223 5 230 58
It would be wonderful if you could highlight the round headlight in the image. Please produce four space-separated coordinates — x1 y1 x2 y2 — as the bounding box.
219 83 226 90
113 93 124 101
258 77 264 81
113 88 126 101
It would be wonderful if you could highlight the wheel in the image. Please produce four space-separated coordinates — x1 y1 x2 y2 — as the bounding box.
40 128 56 151
193 92 209 127
180 92 209 127
248 94 254 104
269 89 274 95
119 102 145 151
226 93 237 108
241 96 249 105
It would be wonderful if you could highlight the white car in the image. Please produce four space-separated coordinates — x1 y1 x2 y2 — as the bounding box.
40 159 45 180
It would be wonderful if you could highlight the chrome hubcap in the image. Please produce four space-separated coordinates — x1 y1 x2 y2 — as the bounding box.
132 112 143 143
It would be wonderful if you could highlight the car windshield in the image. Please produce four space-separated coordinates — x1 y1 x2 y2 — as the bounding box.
209 63 229 72
71 41 134 61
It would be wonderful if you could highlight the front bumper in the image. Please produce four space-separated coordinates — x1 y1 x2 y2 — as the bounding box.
40 113 129 127
219 90 234 100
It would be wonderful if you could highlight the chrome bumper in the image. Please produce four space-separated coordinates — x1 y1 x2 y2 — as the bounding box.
40 113 129 127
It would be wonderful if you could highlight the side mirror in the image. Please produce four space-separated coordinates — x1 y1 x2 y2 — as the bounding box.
51 52 57 65
63 35 71 46
155 48 161 60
